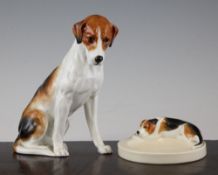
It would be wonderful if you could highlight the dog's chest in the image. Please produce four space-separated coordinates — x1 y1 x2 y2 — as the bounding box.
75 74 102 95
64 67 103 112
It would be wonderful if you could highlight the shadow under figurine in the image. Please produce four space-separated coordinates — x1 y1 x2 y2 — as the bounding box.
136 117 203 147
13 14 119 157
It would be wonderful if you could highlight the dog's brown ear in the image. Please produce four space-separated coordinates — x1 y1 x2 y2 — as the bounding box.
145 122 156 134
109 24 119 47
73 20 86 44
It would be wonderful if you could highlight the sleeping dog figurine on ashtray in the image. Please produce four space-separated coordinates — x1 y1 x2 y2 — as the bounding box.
136 117 203 147
118 117 206 164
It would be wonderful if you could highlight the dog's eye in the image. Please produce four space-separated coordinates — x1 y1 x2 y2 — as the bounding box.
88 36 95 44
103 37 109 43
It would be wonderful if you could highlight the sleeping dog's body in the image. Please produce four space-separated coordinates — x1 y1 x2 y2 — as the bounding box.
137 117 203 146
13 15 118 157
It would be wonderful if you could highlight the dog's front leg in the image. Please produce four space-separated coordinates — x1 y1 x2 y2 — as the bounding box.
84 95 112 154
52 92 71 156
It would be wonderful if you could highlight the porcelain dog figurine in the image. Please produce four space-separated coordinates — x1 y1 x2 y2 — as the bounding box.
136 117 203 146
13 15 119 157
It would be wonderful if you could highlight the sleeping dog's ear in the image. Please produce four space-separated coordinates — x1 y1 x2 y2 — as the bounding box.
73 20 86 44
109 24 119 47
144 121 156 134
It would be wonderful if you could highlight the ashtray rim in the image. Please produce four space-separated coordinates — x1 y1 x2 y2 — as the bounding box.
117 137 207 164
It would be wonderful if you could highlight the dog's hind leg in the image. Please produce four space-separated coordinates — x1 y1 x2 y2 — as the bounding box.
13 109 52 156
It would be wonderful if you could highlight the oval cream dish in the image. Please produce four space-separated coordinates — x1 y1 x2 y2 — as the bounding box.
118 135 207 164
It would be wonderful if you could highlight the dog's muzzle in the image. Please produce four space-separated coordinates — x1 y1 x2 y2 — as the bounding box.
95 55 103 65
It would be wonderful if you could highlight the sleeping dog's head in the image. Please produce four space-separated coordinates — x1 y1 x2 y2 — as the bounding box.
73 15 119 65
136 119 157 137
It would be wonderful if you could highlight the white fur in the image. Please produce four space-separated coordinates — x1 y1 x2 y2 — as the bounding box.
16 30 112 156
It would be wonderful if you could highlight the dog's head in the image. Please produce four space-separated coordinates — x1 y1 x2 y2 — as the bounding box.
136 120 156 137
73 15 119 65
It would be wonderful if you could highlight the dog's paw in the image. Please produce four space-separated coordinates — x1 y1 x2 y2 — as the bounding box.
98 145 112 154
53 143 69 157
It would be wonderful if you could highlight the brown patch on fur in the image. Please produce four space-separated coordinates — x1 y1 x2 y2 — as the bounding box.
184 124 195 139
32 66 59 102
158 119 168 133
23 66 59 113
143 121 156 134
73 15 118 51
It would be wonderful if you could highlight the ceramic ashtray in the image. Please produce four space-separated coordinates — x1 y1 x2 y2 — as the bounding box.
118 117 207 164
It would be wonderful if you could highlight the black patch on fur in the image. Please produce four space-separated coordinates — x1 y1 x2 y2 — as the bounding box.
164 117 203 145
187 123 203 145
148 118 158 125
18 117 36 139
164 117 186 130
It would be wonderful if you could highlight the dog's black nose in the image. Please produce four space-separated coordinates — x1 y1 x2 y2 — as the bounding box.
136 130 140 135
95 55 103 64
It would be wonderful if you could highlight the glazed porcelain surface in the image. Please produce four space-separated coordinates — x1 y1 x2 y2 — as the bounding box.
118 135 207 164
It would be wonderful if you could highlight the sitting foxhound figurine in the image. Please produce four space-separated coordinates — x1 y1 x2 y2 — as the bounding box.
136 117 203 146
13 15 119 157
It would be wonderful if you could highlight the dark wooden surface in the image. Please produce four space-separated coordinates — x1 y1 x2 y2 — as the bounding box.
0 141 217 175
